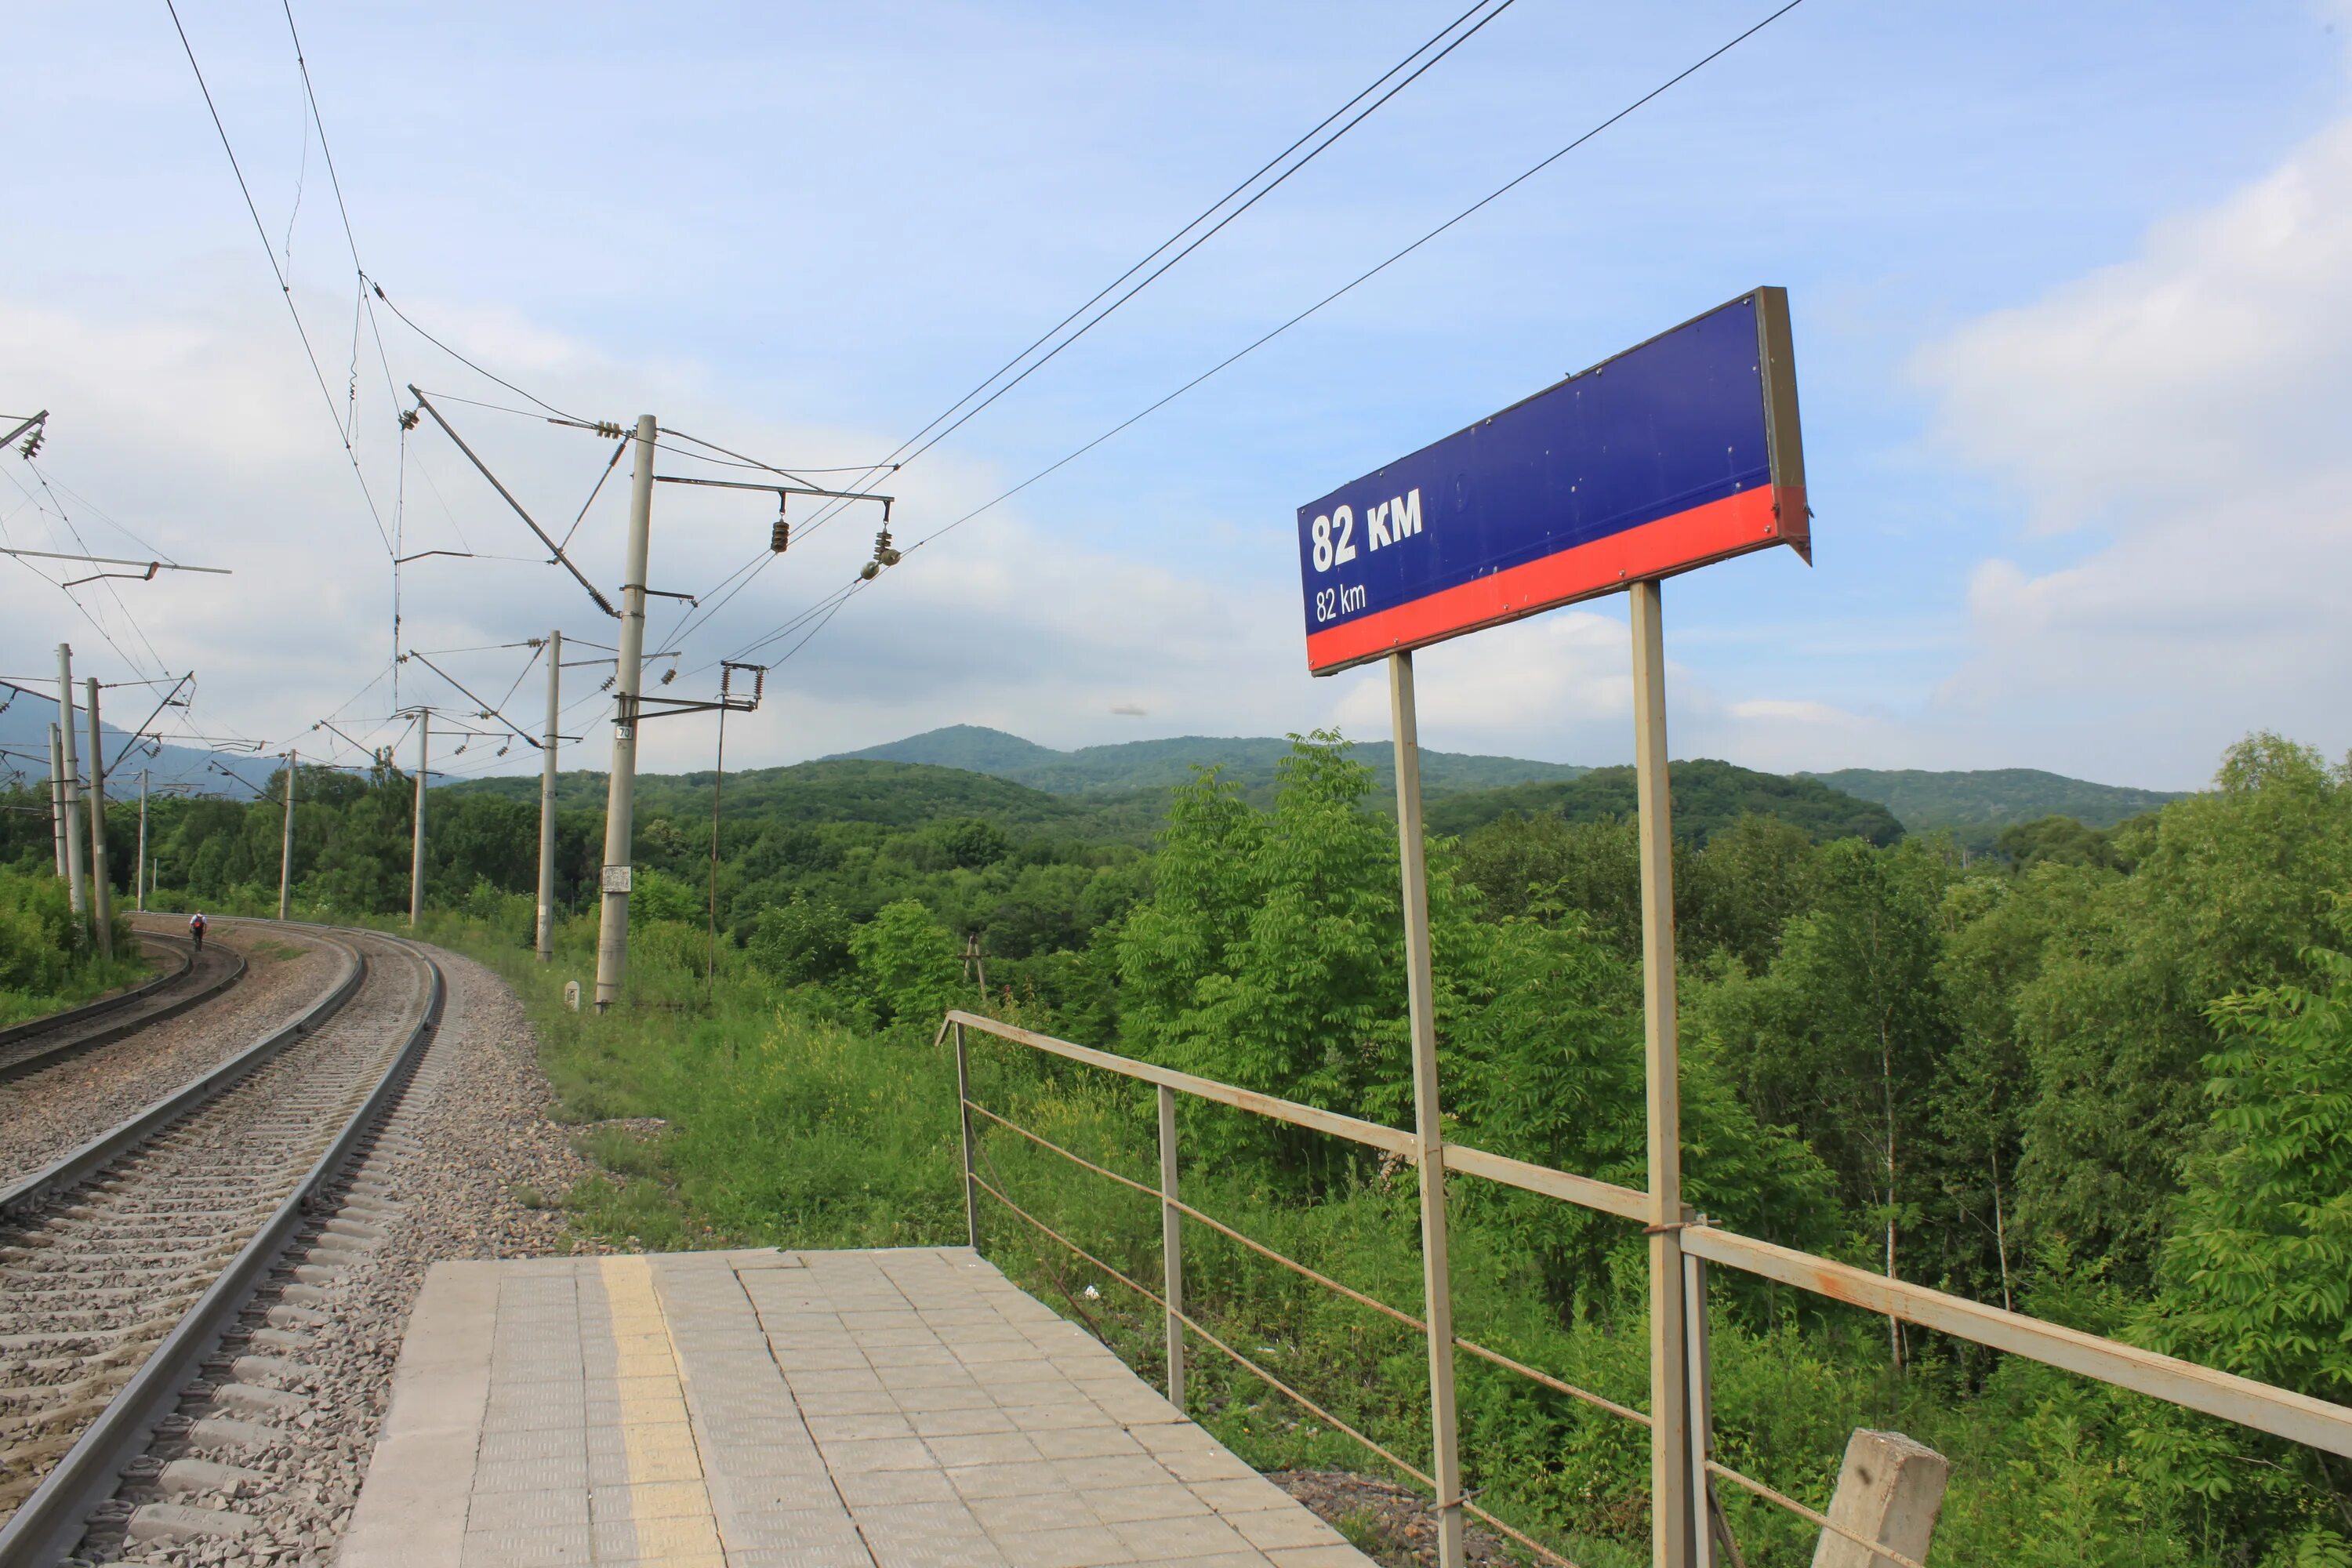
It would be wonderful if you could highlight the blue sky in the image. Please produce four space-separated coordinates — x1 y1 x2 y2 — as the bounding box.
5 1 2348 790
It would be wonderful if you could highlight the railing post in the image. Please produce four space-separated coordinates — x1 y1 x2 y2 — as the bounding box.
1388 651 1465 1568
1630 581 1696 1568
1684 1220 1715 1568
953 1020 980 1250
1158 1083 1185 1410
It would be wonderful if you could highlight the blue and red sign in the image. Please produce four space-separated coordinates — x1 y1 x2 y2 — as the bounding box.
1297 289 1807 674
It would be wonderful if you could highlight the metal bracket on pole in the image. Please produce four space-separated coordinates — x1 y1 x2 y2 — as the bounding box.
406 387 622 619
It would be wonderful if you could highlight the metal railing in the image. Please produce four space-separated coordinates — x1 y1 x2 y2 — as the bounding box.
945 1007 2352 1567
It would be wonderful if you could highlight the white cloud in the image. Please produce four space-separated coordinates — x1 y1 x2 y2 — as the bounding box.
1916 111 2352 781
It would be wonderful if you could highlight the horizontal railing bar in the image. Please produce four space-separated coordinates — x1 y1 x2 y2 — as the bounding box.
1681 1225 2352 1459
1443 1142 1650 1224
964 1098 1428 1334
953 1011 2352 1468
967 1169 1436 1490
949 1011 1415 1157
1705 1459 1926 1568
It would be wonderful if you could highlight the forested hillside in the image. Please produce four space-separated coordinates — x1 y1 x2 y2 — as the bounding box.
1810 765 2183 843
1426 757 1905 845
13 727 2350 1561
830 723 1589 798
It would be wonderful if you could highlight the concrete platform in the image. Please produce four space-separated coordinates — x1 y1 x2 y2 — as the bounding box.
339 1247 1374 1566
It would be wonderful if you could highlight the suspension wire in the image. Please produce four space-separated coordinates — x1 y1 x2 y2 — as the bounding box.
710 0 1811 677
164 0 395 557
786 0 1521 552
365 280 589 426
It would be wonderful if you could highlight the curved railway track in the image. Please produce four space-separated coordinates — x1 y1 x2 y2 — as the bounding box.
0 937 246 1088
0 926 443 1566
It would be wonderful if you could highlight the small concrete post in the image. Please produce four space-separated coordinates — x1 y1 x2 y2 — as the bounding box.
1811 1429 1948 1568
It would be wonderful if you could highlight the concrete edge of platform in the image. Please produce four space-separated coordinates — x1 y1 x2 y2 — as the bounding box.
339 1260 501 1567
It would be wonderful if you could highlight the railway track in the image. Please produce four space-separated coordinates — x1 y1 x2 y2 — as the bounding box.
0 937 246 1088
0 926 443 1566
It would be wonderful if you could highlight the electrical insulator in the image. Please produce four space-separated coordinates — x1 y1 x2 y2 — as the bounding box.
873 528 900 568
19 432 42 459
660 666 677 685
398 408 419 432
771 500 789 554
594 420 624 440
859 561 880 582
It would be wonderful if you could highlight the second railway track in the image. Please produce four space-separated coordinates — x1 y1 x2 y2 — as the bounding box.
0 936 246 1089
0 927 441 1563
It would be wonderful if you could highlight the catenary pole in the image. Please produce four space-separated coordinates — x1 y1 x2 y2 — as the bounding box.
593 414 656 1010
537 630 561 961
85 676 114 961
277 750 296 921
409 712 429 926
56 645 86 924
1387 650 1465 1568
136 768 149 913
48 724 66 877
1630 580 1695 1568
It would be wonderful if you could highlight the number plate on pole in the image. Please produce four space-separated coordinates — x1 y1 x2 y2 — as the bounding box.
601 865 632 894
1297 288 1806 675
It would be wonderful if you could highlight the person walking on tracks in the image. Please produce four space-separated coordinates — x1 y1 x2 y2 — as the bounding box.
188 910 208 954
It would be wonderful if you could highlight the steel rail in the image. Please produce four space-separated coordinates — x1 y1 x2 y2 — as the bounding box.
0 935 249 1088
0 935 361 1215
0 935 191 1048
0 931 445 1567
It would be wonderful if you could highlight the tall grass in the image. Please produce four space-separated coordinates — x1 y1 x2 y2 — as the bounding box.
409 897 2245 1566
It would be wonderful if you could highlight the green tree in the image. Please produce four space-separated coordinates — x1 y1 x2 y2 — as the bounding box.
848 898 963 1028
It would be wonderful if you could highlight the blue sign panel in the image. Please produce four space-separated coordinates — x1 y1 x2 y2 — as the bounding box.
1298 289 1806 673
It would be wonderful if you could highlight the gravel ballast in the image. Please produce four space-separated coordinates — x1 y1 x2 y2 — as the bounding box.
0 924 333 1188
70 944 601 1568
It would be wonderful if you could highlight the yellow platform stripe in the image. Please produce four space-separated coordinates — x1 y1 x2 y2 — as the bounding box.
595 1256 724 1564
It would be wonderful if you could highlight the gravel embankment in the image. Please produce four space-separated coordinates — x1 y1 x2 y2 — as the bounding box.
73 945 601 1567
0 925 336 1187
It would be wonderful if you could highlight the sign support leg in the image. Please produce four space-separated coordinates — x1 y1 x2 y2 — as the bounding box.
1388 651 1465 1568
1631 581 1695 1568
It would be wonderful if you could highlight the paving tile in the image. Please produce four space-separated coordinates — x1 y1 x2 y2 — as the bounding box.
459 1485 590 1531
590 1479 712 1521
592 1512 724 1559
967 1488 1102 1534
1189 1476 1298 1515
1267 1549 1375 1567
459 1523 592 1566
987 1522 1139 1566
822 1436 938 1472
1110 1512 1254 1560
1229 1507 1348 1550
1083 1483 1217 1524
945 1458 1068 1500
924 1430 1042 1468
831 1465 960 1508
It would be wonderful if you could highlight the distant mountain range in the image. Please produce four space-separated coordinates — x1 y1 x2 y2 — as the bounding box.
829 726 2180 840
1803 768 2183 837
829 724 1586 799
0 681 278 798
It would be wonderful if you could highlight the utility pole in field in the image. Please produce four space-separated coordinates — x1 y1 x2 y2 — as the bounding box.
408 711 430 927
48 724 66 877
593 416 656 1011
56 646 87 924
278 750 296 921
84 676 114 961
537 629 561 963
136 768 149 913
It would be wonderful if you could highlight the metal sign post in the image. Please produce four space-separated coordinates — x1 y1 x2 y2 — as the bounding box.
1297 288 1806 1568
1388 649 1466 1566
